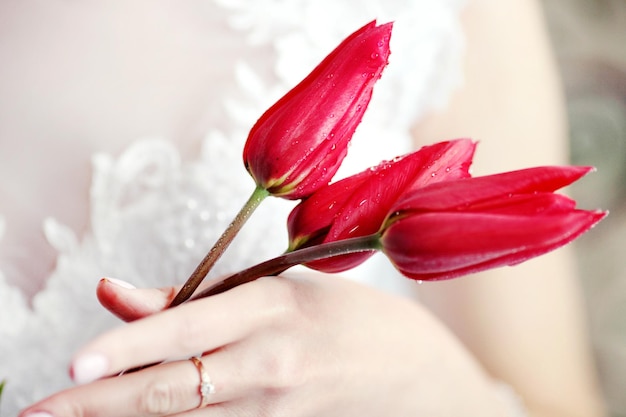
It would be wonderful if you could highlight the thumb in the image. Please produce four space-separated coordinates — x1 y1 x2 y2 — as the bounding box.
96 278 177 322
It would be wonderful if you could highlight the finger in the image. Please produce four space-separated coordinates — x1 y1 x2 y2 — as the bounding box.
97 278 177 322
96 276 232 322
20 356 234 417
72 277 288 383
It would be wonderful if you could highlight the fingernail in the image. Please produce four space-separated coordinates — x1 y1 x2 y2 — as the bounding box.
71 353 109 384
22 412 53 417
104 277 136 289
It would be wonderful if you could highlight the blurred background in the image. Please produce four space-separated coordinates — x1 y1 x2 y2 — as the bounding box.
0 0 623 414
541 0 626 415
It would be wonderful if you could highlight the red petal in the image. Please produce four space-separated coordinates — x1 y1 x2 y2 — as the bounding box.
468 193 577 215
392 165 593 213
381 209 606 281
287 170 373 249
243 21 393 199
302 139 476 273
301 251 378 274
326 139 476 241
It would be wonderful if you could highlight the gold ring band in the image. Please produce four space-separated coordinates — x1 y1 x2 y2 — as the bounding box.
189 356 215 408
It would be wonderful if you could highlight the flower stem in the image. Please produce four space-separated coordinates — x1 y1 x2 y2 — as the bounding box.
190 233 382 300
169 185 270 307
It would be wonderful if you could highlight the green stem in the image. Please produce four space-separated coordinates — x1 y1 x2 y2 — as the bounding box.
169 186 270 307
0 379 5 407
190 233 382 300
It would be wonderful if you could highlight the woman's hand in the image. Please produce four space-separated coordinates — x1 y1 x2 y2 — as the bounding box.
20 273 511 417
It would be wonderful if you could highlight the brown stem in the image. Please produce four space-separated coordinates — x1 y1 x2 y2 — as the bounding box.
190 233 382 300
169 186 269 307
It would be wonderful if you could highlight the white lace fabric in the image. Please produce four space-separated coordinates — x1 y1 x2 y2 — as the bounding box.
0 1 466 413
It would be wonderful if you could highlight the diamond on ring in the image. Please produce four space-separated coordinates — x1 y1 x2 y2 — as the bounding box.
200 378 216 396
189 356 215 408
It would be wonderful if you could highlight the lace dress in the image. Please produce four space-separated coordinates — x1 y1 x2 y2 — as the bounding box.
0 1 466 413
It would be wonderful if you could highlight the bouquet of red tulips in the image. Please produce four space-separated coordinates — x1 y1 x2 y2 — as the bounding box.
169 21 605 307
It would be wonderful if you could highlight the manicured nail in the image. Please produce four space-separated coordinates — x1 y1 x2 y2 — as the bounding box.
71 353 109 384
22 412 53 417
104 277 136 289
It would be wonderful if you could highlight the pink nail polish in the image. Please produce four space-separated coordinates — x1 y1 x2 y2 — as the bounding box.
105 277 136 289
102 277 137 290
71 353 109 384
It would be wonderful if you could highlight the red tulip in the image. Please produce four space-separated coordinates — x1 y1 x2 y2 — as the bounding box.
191 165 606 300
287 139 477 272
380 166 607 281
243 21 392 199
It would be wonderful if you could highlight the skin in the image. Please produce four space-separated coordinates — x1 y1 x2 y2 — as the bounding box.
25 275 515 416
11 0 607 416
413 0 606 416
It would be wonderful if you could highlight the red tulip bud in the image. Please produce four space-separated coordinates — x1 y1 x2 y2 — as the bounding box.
243 21 393 199
287 139 476 272
380 166 607 281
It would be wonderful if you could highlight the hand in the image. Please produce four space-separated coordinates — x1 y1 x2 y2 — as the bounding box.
20 273 509 417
